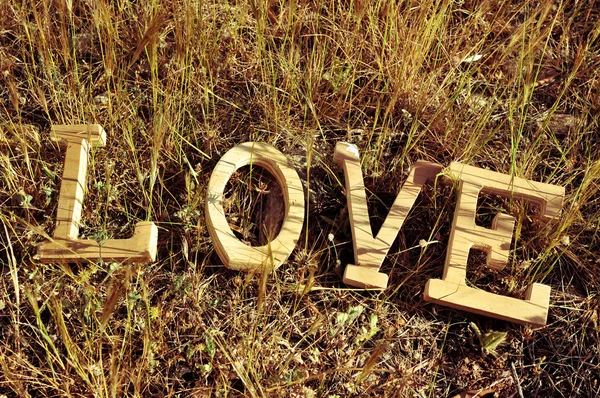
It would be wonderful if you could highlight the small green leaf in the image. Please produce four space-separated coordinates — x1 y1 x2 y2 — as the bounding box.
470 322 508 357
42 186 53 205
369 314 378 329
127 291 141 304
347 305 364 322
336 312 349 326
18 190 33 208
481 330 508 355
199 363 212 373
42 163 56 180
204 334 216 360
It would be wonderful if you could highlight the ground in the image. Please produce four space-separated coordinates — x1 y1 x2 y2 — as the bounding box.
0 0 599 397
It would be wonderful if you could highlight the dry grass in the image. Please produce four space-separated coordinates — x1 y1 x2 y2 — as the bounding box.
1 0 599 396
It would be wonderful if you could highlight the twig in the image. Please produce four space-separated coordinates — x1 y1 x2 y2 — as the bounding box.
511 362 525 398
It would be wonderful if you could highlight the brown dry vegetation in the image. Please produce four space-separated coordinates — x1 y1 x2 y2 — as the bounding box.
1 0 599 396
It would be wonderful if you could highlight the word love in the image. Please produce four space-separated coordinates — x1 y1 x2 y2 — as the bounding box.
37 125 565 327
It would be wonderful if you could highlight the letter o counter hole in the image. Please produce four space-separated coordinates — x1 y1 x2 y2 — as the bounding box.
205 142 305 273
223 165 283 245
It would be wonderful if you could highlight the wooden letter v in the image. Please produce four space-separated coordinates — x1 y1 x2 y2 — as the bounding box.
334 142 442 289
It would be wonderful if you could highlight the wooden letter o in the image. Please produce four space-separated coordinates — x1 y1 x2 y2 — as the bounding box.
205 142 305 272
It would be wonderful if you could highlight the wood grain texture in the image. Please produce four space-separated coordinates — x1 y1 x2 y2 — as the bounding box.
205 142 305 272
37 124 158 264
37 222 158 264
334 142 443 289
52 123 107 147
424 162 565 327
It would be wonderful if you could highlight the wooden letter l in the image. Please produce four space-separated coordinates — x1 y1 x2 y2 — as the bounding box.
37 125 158 264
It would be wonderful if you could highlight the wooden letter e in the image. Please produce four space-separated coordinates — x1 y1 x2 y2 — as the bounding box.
424 163 565 326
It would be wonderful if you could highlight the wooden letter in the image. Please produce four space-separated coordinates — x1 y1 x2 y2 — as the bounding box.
334 142 442 289
424 163 565 326
37 125 158 264
205 142 305 272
